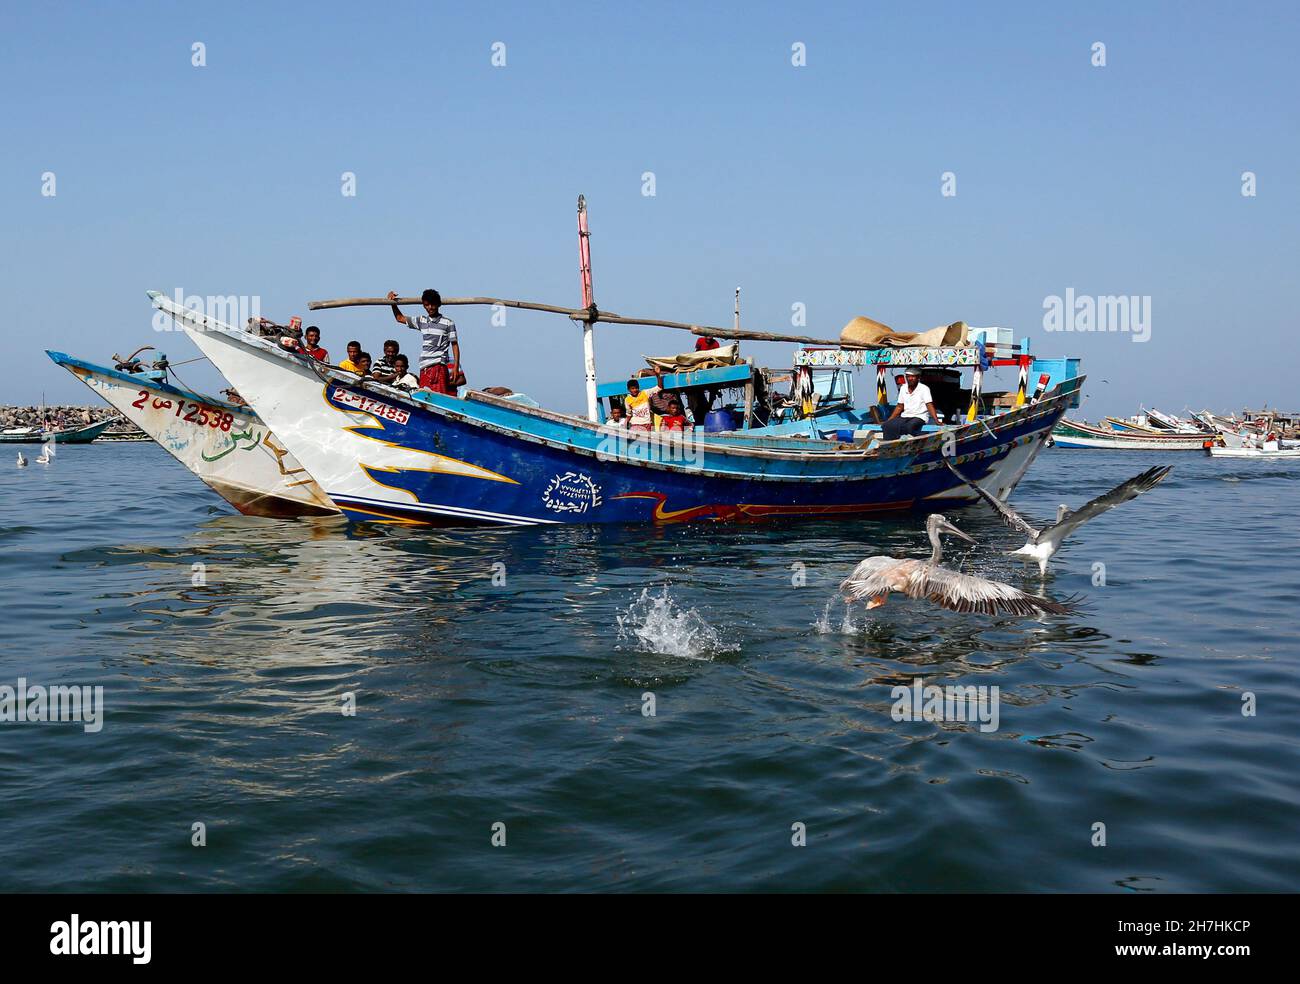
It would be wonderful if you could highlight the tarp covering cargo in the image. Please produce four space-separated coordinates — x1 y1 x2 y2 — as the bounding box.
643 343 741 372
840 316 967 349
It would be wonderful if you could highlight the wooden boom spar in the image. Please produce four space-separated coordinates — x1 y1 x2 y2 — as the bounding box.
305 295 848 347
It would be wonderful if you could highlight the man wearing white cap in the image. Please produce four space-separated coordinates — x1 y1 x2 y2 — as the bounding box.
881 367 939 441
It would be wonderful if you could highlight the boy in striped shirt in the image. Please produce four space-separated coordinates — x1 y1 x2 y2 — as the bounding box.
387 289 463 394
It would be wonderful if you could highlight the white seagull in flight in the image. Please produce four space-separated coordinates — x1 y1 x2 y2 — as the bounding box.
944 459 1172 576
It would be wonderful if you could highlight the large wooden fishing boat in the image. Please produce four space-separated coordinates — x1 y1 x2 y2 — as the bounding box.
145 197 1088 527
149 327 1082 527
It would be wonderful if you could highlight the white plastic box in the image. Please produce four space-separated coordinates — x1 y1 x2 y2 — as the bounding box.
969 326 1013 349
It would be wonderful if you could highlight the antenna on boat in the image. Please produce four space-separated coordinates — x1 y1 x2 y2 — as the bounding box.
577 195 598 421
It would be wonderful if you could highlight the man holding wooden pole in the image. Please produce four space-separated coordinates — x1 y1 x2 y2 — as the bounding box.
387 289 463 395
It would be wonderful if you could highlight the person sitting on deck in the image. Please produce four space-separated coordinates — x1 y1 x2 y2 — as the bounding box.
881 368 939 441
604 404 628 428
371 339 401 382
351 351 373 377
694 336 721 352
300 326 328 362
339 340 363 373
387 289 462 395
659 398 690 432
624 374 663 432
388 354 419 391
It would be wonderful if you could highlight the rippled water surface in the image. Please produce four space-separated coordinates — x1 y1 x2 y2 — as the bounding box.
1 443 1297 891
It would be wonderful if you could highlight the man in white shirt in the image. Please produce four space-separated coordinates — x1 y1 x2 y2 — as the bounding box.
881 368 939 440
386 354 420 391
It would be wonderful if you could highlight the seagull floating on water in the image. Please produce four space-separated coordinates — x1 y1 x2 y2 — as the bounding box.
16 452 28 468
841 513 1076 616
944 459 1172 575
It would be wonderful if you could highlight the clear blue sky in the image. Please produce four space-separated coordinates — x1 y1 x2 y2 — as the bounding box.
3 1 1296 416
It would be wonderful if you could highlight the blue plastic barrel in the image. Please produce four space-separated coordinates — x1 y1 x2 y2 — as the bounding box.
703 410 737 433
836 429 855 442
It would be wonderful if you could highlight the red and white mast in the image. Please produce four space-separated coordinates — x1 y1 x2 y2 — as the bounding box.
577 195 598 421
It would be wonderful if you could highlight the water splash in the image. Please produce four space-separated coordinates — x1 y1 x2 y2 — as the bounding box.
841 604 858 634
814 600 834 634
616 587 734 660
814 598 859 635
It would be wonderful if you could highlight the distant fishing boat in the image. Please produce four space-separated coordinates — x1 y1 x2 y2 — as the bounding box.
1102 416 1160 434
0 418 115 444
1143 408 1203 433
1207 444 1300 459
1052 418 1208 450
47 351 339 518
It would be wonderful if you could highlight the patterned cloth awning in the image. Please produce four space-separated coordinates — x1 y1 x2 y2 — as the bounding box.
795 346 981 368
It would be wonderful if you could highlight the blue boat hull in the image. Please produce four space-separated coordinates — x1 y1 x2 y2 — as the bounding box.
326 389 1062 526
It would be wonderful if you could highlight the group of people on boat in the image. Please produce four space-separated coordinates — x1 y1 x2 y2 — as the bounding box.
600 336 738 433
275 288 464 396
609 375 692 432
602 335 729 433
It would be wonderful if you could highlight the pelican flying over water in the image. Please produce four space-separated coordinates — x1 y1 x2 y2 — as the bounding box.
841 513 1076 616
944 460 1172 575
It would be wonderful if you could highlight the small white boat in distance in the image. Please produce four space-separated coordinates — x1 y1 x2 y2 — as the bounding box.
1207 443 1300 459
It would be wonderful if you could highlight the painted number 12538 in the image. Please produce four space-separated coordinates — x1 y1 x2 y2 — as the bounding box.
133 391 235 432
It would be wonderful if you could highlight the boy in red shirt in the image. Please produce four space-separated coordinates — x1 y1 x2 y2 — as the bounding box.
659 397 690 432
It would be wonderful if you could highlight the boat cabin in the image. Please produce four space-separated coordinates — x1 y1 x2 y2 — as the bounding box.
596 334 1081 442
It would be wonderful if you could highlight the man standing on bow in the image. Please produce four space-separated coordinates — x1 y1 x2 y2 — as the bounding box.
387 289 462 395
